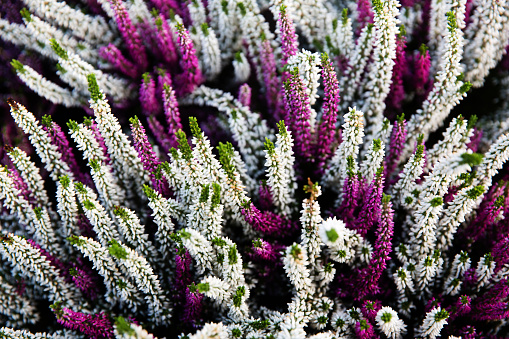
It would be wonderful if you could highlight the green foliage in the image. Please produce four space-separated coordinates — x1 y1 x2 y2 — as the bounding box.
108 239 128 259
50 39 68 60
189 116 202 139
87 73 102 101
10 59 26 74
59 175 70 188
115 316 135 335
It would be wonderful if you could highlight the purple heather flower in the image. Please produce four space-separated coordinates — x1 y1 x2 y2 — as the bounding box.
77 213 97 239
260 39 282 120
356 0 374 34
139 73 161 116
492 235 509 274
42 116 89 184
149 0 181 17
354 319 376 339
153 14 178 65
241 202 296 237
315 53 340 172
466 127 482 152
463 192 504 242
358 194 394 298
147 115 173 153
251 238 280 262
283 69 313 159
99 44 139 78
175 23 203 96
424 297 442 313
109 0 148 71
52 303 114 339
175 248 192 302
86 119 111 167
361 300 382 322
238 83 252 109
415 44 431 97
278 5 298 66
385 30 407 116
354 168 384 237
15 277 26 296
130 116 170 195
385 114 407 182
258 181 274 211
26 239 68 278
69 264 98 300
6 165 32 203
449 295 471 321
182 284 203 327
160 75 182 149
336 161 360 226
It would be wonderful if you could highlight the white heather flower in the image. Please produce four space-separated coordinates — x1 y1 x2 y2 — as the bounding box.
7 147 49 207
339 24 375 110
21 0 113 44
426 116 472 171
418 307 449 339
299 183 323 274
475 253 496 290
190 322 228 339
8 100 73 181
90 92 150 199
89 159 125 210
110 241 170 324
70 236 142 309
55 176 78 239
359 0 400 145
405 6 468 156
283 244 314 297
68 121 108 167
11 62 80 107
198 24 222 80
0 327 66 339
287 50 322 106
187 0 207 26
393 267 415 293
183 85 273 175
393 144 425 207
323 107 365 193
415 253 444 293
464 0 509 87
198 276 231 304
375 307 406 339
0 274 39 327
0 19 48 60
265 122 297 216
443 251 471 295
357 239 373 264
233 52 251 83
0 234 80 308
327 9 354 59
179 228 214 274
207 0 242 60
360 139 385 182
319 217 360 264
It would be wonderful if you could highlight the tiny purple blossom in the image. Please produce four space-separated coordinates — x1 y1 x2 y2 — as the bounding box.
278 6 298 66
315 53 340 172
70 265 98 300
385 32 407 116
251 239 280 262
52 304 114 339
354 169 384 237
336 171 360 227
139 73 161 116
356 0 374 34
182 284 203 327
175 23 203 96
354 319 376 339
175 249 192 302
385 115 407 182
238 83 252 109
241 202 296 237
415 44 431 97
258 181 274 211
466 127 482 152
361 300 382 322
260 39 282 120
99 44 139 78
160 76 182 149
153 13 178 65
109 0 148 71
6 165 32 203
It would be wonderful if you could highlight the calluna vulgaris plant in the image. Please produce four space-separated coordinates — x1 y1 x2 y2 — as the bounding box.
1 0 509 338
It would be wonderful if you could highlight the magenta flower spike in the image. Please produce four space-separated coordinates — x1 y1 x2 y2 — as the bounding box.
356 0 374 34
147 115 173 152
84 118 111 167
449 295 471 321
26 239 68 277
336 157 360 226
52 303 113 339
182 284 203 326
360 194 394 298
258 181 274 211
463 193 504 242
415 44 431 97
354 319 376 339
283 68 313 159
361 300 382 322
466 127 483 152
160 76 183 148
42 116 89 184
153 14 178 65
175 249 192 300
98 44 139 78
354 168 384 237
385 29 407 116
260 39 282 119
238 83 252 109
7 165 32 203
251 238 280 262
241 202 296 237
278 5 298 66
385 114 407 181
69 265 98 300
139 73 161 116
109 0 148 71
175 23 203 96
315 53 340 171
149 0 181 17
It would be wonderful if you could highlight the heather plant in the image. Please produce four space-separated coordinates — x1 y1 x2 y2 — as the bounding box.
1 0 509 338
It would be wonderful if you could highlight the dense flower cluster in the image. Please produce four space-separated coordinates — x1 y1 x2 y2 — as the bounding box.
1 0 509 338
